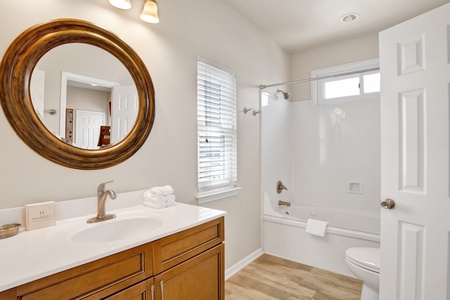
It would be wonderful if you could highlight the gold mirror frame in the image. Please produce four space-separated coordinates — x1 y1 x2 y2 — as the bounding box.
0 19 155 170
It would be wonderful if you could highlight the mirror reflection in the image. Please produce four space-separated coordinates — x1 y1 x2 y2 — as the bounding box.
31 43 138 149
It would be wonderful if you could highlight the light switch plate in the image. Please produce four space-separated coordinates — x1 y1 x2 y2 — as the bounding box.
25 201 56 230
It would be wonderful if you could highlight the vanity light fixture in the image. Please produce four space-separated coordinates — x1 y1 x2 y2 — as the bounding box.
109 0 160 24
140 0 160 24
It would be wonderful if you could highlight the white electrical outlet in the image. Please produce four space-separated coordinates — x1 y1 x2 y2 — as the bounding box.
25 201 56 230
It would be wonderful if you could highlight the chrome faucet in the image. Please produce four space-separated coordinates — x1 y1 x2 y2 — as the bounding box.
87 181 117 223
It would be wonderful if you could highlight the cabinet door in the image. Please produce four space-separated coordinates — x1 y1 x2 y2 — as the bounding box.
155 244 224 300
104 278 154 300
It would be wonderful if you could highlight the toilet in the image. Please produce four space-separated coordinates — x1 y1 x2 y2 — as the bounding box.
345 247 380 300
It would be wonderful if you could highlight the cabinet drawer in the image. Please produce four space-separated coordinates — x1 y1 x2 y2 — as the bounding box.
15 243 153 300
153 217 224 274
103 278 154 300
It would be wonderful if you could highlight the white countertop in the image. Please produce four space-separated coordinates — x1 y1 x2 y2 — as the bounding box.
0 190 226 292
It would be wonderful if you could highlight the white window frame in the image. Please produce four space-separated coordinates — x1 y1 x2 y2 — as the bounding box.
196 57 240 204
311 58 380 105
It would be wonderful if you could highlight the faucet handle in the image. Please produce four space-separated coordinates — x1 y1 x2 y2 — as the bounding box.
98 180 114 193
276 180 288 194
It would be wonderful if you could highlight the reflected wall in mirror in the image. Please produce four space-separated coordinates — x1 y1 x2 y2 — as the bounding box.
0 19 155 169
31 44 138 149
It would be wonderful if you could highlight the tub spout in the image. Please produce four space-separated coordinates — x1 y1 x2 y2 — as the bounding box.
278 200 291 207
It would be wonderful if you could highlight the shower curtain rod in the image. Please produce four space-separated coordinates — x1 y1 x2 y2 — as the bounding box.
259 67 380 90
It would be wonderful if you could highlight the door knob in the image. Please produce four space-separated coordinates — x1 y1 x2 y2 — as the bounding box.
381 198 396 209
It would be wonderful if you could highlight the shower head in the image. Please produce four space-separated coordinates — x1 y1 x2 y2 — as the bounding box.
276 89 290 99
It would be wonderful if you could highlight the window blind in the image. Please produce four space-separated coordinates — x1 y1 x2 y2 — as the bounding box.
197 58 237 193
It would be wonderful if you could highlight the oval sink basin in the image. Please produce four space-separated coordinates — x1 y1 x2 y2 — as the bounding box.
71 217 163 244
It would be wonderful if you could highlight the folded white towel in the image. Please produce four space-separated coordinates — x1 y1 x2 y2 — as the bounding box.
143 195 167 203
143 194 176 203
166 196 176 206
143 200 168 209
149 185 174 196
143 198 177 209
143 190 154 199
305 218 329 237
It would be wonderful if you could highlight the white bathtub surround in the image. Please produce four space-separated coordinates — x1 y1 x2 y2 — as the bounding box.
0 190 226 291
261 96 381 217
262 194 380 277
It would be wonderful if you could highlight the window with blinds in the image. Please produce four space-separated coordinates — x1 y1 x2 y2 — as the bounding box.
197 58 238 200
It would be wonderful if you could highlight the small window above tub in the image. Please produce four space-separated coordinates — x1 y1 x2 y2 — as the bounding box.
311 58 380 105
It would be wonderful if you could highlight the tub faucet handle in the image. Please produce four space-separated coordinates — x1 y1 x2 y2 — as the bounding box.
277 180 288 194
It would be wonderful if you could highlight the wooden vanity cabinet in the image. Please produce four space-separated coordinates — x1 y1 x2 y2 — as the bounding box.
153 217 225 299
0 217 224 300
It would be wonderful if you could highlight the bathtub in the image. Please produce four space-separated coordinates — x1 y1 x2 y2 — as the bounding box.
262 193 380 277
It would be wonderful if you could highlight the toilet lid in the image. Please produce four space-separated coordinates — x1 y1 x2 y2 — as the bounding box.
346 247 380 273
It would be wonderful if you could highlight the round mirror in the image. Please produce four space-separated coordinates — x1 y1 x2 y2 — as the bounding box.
32 43 137 150
0 19 155 169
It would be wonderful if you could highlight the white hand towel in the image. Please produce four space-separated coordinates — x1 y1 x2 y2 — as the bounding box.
143 195 167 203
143 190 153 199
305 218 329 237
149 185 174 196
166 195 176 207
143 197 176 209
143 200 168 209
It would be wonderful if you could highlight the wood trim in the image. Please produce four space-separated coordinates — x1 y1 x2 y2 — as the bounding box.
0 19 155 169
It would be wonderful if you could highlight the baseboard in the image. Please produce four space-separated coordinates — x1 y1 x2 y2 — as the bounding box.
225 248 263 280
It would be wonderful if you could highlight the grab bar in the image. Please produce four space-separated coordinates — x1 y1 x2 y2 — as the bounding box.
278 200 291 207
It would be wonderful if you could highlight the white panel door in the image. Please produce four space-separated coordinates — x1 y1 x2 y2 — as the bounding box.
379 3 450 300
111 85 138 144
74 110 105 149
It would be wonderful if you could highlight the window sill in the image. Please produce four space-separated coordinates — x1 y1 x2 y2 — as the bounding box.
196 187 242 205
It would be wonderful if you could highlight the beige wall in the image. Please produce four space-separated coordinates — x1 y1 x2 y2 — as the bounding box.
290 33 379 101
0 0 290 268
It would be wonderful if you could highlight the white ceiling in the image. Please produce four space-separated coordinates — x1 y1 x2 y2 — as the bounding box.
224 0 449 54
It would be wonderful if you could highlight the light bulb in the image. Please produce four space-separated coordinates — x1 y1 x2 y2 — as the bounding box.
109 0 131 10
140 0 159 24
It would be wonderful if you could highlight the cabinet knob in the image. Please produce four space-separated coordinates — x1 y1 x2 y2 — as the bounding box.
381 198 396 209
